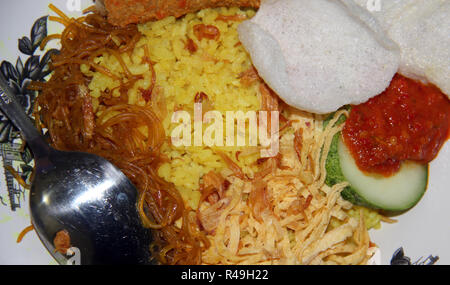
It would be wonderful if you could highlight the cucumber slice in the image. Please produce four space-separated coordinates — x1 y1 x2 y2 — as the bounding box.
337 136 428 211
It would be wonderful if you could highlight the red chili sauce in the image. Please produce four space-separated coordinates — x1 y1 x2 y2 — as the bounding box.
342 74 450 177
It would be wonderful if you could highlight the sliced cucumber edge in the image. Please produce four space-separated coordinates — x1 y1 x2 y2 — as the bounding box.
325 129 428 212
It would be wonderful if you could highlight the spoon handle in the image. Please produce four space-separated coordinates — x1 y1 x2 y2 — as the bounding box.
0 72 50 159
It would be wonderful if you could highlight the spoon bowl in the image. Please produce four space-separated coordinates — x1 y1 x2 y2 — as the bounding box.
31 149 152 265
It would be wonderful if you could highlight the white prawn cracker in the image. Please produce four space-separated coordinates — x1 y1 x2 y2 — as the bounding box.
238 0 400 114
354 0 450 97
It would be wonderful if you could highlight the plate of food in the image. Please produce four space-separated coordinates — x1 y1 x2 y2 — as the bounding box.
0 0 448 265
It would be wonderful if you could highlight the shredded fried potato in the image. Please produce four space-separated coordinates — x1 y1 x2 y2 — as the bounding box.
199 108 373 264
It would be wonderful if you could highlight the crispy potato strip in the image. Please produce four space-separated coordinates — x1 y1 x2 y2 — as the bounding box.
200 109 373 264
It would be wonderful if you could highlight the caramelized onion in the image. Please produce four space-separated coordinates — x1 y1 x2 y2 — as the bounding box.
193 24 220 41
248 179 270 222
216 151 246 180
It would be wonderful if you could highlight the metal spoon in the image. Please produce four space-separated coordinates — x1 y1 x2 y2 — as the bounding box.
0 73 152 265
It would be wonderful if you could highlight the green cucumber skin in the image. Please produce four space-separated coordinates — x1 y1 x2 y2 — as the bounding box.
325 131 375 208
324 115 428 212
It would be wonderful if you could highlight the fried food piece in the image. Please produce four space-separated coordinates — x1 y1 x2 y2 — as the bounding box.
53 230 71 255
96 0 261 26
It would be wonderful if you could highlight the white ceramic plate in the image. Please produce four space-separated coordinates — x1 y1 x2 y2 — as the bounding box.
0 0 448 265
